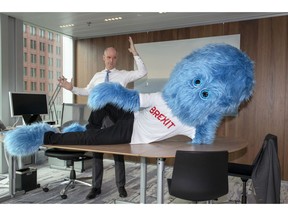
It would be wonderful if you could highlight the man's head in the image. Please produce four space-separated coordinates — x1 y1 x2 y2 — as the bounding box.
103 47 117 70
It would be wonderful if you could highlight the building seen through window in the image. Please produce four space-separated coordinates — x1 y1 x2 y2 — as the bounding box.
22 23 71 124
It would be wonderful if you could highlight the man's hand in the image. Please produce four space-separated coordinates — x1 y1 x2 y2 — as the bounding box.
128 36 138 56
58 75 73 91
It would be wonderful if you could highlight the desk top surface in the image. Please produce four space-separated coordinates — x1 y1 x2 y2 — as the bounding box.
44 136 247 158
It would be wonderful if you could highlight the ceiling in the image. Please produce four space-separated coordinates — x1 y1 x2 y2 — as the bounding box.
3 12 287 39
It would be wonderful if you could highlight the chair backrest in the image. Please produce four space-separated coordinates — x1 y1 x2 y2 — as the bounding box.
60 103 91 129
251 134 281 203
169 150 228 201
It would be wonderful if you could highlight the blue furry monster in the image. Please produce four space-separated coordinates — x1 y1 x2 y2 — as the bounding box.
4 43 254 156
88 43 254 144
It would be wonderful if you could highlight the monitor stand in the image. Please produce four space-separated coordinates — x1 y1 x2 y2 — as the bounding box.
22 114 42 125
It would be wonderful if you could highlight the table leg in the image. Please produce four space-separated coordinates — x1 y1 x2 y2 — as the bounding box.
0 154 17 202
157 158 165 204
9 155 16 197
115 157 147 204
140 157 147 204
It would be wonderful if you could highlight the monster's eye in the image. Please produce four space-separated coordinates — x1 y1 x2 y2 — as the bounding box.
192 78 201 87
199 89 209 100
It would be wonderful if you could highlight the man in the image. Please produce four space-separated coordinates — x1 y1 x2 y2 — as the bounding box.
58 36 147 200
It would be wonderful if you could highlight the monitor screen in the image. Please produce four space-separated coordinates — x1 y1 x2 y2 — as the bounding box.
9 92 48 125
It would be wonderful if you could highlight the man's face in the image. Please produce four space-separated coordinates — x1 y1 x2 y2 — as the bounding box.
103 48 117 70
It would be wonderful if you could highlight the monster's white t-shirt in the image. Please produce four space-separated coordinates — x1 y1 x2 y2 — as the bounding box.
130 92 196 144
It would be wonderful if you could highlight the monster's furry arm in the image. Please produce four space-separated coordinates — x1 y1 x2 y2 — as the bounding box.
87 82 140 112
191 114 223 144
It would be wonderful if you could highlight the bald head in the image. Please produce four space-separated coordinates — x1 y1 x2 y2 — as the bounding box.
103 47 118 70
104 47 117 56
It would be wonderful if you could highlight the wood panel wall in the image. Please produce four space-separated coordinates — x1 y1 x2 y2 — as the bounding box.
75 15 288 180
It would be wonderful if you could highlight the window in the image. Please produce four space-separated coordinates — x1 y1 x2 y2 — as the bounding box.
56 59 61 68
40 55 45 65
39 29 45 38
56 34 61 42
30 26 36 36
48 57 53 66
23 38 27 48
56 46 61 55
23 24 27 33
30 68 36 77
56 71 61 78
39 42 45 52
40 69 45 78
23 67 27 76
23 52 27 62
22 23 72 122
30 40 36 49
48 83 53 92
31 81 37 91
23 81 28 91
48 44 53 53
48 32 53 41
30 54 37 64
40 82 45 91
48 70 53 79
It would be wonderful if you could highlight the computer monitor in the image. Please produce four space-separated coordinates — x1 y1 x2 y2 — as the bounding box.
9 92 48 125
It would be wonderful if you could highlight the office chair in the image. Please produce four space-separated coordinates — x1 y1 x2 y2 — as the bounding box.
43 103 92 199
167 150 228 203
60 103 90 129
228 134 281 203
43 148 92 199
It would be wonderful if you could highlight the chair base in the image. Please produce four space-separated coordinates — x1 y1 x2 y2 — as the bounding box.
43 169 91 199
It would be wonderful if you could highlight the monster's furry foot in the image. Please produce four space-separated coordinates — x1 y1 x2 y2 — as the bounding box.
4 122 57 156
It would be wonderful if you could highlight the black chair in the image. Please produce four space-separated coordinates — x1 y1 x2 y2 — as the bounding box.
167 150 229 203
43 103 93 199
43 148 92 199
228 134 281 203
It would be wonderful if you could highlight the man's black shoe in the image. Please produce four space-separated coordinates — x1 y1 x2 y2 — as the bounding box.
118 186 127 198
86 188 101 200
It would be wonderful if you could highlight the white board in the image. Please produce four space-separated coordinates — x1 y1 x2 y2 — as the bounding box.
134 34 240 93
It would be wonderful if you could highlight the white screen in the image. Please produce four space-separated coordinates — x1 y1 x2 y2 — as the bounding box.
134 34 240 93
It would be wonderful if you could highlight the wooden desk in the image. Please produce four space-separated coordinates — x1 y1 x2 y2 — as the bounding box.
44 137 247 204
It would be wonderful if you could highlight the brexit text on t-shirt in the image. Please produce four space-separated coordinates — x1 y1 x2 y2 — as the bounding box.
149 106 176 129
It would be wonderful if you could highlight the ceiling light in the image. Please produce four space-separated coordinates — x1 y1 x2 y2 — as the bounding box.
104 17 122 22
59 24 74 28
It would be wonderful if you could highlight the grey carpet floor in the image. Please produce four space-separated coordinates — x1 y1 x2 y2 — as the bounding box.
1 159 288 204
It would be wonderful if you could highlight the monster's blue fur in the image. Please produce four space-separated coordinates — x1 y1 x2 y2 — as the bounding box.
62 122 86 133
4 123 57 156
162 44 254 144
88 82 140 112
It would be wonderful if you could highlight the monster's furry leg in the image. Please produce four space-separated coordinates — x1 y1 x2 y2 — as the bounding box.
4 122 58 156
